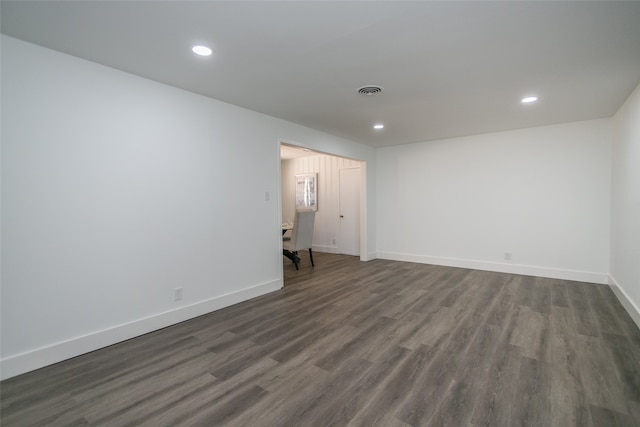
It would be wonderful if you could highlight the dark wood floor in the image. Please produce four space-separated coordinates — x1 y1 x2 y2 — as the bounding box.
2 253 640 426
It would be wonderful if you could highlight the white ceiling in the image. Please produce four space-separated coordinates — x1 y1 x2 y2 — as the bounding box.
2 1 639 148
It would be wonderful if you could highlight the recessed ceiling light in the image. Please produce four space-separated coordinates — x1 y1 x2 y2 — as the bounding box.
521 96 538 103
192 45 212 56
373 124 384 130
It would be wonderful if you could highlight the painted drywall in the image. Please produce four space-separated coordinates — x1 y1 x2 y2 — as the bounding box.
281 155 361 254
610 82 640 326
377 119 612 283
0 35 376 379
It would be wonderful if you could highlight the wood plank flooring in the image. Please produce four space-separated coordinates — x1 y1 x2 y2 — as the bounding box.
2 253 640 426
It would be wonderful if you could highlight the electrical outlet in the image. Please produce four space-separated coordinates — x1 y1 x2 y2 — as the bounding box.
174 287 183 301
504 252 512 261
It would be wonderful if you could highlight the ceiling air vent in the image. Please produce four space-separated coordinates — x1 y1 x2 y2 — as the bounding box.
357 85 384 96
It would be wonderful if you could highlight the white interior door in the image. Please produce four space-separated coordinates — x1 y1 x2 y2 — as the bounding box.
339 168 360 256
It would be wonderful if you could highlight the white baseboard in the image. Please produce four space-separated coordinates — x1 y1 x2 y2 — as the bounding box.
0 279 282 381
312 244 339 254
313 246 372 261
364 251 377 261
609 275 640 330
376 252 609 284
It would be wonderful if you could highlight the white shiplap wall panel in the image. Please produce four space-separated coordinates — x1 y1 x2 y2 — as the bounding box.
281 154 360 253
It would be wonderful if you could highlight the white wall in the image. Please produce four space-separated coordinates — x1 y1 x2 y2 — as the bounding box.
610 82 640 327
281 155 361 253
0 35 376 379
377 119 612 283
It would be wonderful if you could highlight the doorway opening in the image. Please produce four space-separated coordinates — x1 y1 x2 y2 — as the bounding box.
280 143 366 279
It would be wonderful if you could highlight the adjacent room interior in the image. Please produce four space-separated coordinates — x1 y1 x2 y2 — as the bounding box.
280 144 364 277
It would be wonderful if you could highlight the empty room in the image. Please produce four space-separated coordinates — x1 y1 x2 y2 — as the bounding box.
1 1 639 426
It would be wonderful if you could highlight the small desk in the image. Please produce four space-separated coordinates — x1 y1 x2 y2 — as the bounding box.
282 223 293 236
282 224 299 264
